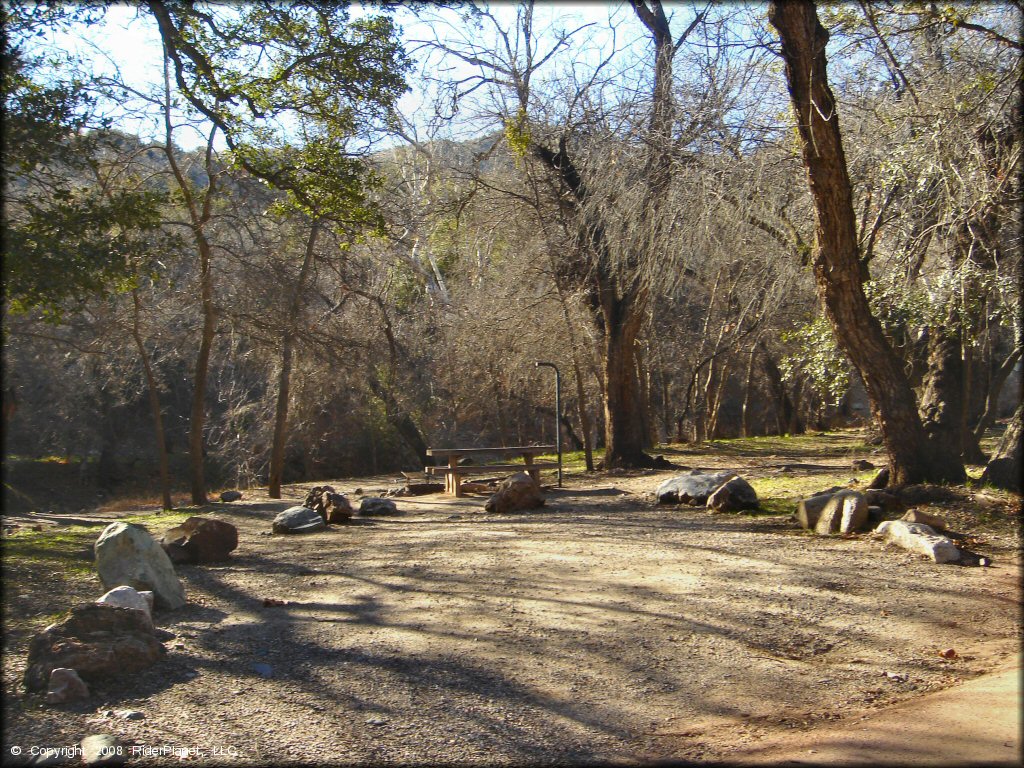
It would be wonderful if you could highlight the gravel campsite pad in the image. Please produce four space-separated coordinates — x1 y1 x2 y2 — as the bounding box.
2 456 1020 765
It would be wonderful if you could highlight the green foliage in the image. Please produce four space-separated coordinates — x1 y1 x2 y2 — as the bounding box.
779 317 851 407
780 273 945 406
2 3 174 319
155 3 411 224
504 107 532 160
4 186 169 320
863 273 934 339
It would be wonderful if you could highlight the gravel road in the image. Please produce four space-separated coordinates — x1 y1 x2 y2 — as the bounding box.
3 466 1020 766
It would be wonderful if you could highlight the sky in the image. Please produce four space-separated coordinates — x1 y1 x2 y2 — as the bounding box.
33 2 647 152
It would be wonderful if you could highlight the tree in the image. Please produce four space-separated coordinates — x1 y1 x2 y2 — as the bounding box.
145 0 410 500
2 4 166 319
768 0 966 485
4 4 181 507
414 1 714 466
818 3 1021 465
981 402 1022 491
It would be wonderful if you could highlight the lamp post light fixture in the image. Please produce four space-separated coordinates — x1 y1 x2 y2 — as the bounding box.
535 361 562 487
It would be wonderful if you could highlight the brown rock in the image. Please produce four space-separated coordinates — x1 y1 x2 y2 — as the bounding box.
24 604 165 691
160 517 238 564
706 477 759 512
304 486 353 523
485 472 545 514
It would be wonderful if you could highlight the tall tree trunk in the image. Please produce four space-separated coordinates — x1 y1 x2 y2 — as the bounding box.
741 344 758 437
268 222 320 498
769 0 964 485
189 234 216 504
972 347 1022 446
545 0 699 469
959 336 986 462
267 332 295 498
918 323 966 454
760 341 803 435
573 362 595 471
131 291 173 510
602 297 652 466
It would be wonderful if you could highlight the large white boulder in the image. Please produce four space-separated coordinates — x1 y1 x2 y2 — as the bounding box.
94 523 186 610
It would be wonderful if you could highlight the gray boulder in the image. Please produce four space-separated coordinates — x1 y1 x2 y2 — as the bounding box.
219 490 243 502
358 497 399 516
24 604 166 691
94 523 186 610
272 506 327 534
656 471 737 505
875 520 961 563
706 476 759 512
814 490 869 534
45 667 90 704
485 472 544 514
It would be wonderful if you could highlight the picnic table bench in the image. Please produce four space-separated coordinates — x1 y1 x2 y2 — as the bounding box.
425 445 556 497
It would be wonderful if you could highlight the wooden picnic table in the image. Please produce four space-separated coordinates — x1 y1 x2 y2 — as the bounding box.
425 445 556 497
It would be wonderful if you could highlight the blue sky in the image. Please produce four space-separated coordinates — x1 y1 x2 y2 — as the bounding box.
34 2 646 151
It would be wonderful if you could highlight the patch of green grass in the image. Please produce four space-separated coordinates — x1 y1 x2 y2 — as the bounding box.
1 509 194 596
118 509 195 529
748 470 877 516
659 429 875 459
755 497 796 516
532 450 589 472
2 525 97 576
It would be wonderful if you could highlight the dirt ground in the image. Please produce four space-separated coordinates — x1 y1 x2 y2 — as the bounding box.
2 444 1021 766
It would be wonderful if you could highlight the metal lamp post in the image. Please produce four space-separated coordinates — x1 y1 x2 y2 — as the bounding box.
535 361 562 487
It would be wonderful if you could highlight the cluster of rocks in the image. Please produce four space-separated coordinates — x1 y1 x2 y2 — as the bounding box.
305 485 355 523
655 470 759 512
794 486 967 563
272 487 401 533
653 469 972 565
26 515 242 710
95 522 186 610
25 586 165 703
